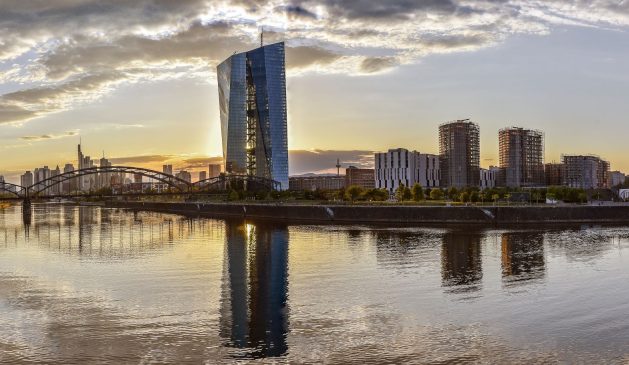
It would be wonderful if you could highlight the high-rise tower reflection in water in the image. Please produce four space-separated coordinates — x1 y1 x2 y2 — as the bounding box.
441 231 483 293
501 232 545 284
220 220 289 358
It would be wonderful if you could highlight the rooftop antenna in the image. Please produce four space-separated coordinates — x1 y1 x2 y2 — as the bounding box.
336 159 341 176
260 27 264 47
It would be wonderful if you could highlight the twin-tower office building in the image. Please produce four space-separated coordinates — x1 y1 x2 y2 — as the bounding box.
217 42 289 190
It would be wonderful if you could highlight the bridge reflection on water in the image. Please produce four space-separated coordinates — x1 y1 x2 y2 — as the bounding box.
2 203 290 359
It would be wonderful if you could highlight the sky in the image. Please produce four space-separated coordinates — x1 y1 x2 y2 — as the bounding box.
1 0 629 183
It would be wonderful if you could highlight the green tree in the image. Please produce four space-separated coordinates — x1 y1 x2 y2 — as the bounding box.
411 183 424 202
460 191 470 203
345 185 364 203
470 191 479 203
447 187 459 201
336 187 346 201
365 188 389 201
396 184 412 202
492 193 500 203
430 188 444 200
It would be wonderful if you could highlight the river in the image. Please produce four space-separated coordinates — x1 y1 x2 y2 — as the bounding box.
1 203 629 363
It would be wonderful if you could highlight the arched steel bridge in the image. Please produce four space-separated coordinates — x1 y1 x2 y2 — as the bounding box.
0 181 27 198
0 166 280 199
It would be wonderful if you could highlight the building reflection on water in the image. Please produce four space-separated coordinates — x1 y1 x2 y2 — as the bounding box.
219 220 289 358
501 232 545 284
441 231 483 293
1 204 205 259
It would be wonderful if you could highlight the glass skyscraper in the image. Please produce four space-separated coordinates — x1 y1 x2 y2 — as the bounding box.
217 42 289 190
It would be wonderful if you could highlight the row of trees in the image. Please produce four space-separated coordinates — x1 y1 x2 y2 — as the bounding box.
218 184 591 204
342 184 591 204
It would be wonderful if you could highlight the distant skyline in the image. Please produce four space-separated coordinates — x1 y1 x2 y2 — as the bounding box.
1 1 629 183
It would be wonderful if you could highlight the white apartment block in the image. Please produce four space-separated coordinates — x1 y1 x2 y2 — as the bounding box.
375 148 440 193
480 167 498 189
415 153 440 188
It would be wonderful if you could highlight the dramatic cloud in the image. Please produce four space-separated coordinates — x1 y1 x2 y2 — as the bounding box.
108 155 176 165
20 131 78 142
1 0 629 125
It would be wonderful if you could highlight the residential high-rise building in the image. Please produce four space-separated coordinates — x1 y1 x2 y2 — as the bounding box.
544 162 565 186
34 166 51 194
375 148 440 193
199 171 207 182
498 127 544 187
163 165 173 176
562 155 609 189
345 166 375 190
209 164 222 179
608 171 626 188
439 120 480 188
21 171 33 188
218 42 289 190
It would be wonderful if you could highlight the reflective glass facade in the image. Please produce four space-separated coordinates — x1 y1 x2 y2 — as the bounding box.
217 42 289 190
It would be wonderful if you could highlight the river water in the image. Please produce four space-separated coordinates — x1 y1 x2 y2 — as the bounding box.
1 203 629 364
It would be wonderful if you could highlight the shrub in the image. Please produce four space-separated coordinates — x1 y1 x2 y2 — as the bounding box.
430 189 444 200
411 183 424 202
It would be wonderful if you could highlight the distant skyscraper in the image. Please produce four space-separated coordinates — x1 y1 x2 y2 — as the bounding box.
439 120 480 188
209 164 222 179
63 164 76 194
163 165 173 176
498 127 544 187
176 170 192 183
199 171 207 182
77 143 94 191
217 42 289 190
21 171 33 188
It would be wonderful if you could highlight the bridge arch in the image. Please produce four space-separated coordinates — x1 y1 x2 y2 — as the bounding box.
0 182 26 198
28 166 192 196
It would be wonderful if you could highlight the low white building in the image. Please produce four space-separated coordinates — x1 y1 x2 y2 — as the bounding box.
480 167 498 190
415 153 440 188
375 148 440 193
